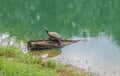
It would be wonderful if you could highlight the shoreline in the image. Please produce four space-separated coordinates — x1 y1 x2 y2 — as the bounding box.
42 55 95 76
0 46 94 76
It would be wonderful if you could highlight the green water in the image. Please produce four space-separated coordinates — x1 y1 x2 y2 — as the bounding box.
0 0 120 45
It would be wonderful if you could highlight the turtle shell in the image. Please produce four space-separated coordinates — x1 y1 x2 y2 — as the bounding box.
48 32 61 39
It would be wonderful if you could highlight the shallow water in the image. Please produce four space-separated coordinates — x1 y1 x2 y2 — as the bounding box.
30 49 62 58
54 37 120 76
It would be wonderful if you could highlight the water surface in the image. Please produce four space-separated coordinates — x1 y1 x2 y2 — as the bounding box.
54 37 120 76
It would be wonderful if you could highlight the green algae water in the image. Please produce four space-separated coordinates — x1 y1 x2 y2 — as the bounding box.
0 0 120 43
0 0 120 76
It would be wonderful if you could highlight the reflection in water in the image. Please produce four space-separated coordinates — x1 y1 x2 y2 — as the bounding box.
54 36 120 76
0 33 28 53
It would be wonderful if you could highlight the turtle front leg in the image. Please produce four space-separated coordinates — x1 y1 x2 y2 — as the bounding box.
48 37 56 41
48 37 51 40
58 39 62 45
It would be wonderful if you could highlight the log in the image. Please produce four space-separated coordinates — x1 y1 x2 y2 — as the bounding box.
27 39 80 50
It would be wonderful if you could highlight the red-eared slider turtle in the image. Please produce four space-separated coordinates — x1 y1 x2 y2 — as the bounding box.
45 28 62 44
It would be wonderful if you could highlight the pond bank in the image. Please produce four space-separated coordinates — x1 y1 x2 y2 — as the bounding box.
0 46 93 76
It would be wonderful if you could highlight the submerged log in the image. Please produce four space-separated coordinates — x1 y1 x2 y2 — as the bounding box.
27 39 80 50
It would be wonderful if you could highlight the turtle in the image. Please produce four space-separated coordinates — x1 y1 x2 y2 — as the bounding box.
45 28 62 44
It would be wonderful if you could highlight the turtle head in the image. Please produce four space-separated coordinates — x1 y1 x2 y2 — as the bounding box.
45 28 48 33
